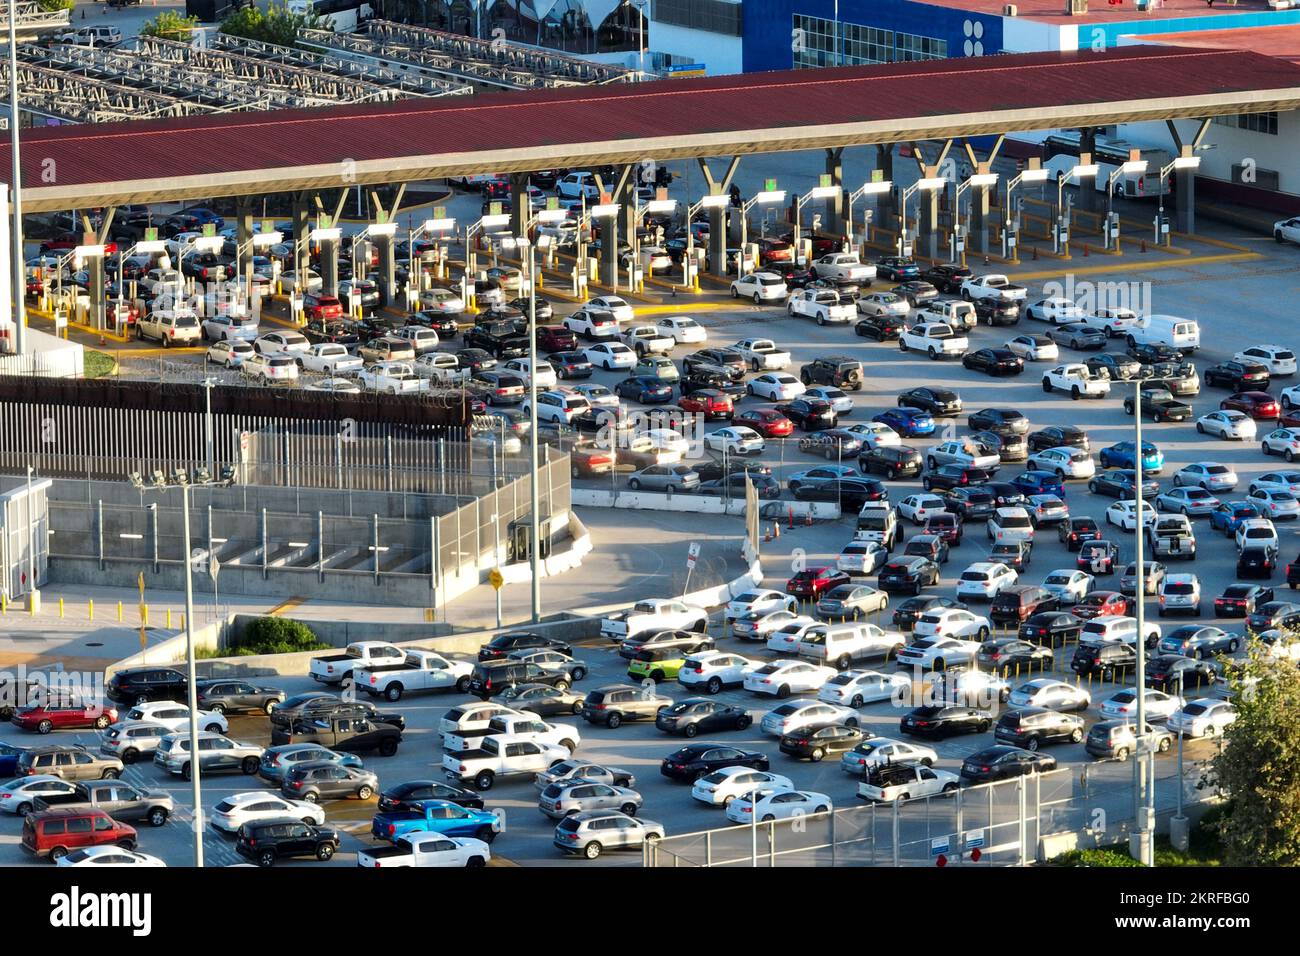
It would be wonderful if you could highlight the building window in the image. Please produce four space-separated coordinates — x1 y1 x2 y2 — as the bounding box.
652 0 742 37
1213 112 1279 135
792 17 945 68
894 31 947 61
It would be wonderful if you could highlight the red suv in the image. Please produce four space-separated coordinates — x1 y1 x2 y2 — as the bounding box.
1220 391 1280 421
677 389 734 421
11 702 117 734
786 566 851 599
304 294 344 321
22 809 137 862
537 325 578 353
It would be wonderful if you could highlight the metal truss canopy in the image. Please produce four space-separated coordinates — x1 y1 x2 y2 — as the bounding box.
6 46 1300 212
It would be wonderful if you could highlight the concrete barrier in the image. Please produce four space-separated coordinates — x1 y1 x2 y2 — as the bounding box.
571 489 839 519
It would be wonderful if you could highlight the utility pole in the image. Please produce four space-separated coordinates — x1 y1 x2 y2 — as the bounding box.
8 0 27 354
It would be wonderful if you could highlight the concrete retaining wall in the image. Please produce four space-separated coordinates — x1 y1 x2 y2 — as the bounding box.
571 489 839 519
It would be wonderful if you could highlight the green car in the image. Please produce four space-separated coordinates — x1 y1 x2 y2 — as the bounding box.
626 647 686 683
633 355 680 383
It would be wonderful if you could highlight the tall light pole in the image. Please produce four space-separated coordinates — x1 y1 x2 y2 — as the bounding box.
739 190 787 278
898 177 945 258
1002 162 1049 262
1130 376 1155 867
632 196 676 291
633 0 648 74
844 179 892 252
952 172 999 265
1156 155 1200 248
794 183 841 266
1106 159 1148 253
8 0 25 354
1053 158 1098 256
405 215 456 311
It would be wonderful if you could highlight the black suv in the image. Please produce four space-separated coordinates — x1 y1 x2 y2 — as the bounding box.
660 744 769 782
1026 424 1090 453
1059 516 1103 551
994 708 1085 750
920 263 972 294
195 680 285 715
800 356 865 391
106 668 187 706
972 298 1021 326
900 705 992 738
235 819 340 867
478 632 573 662
859 445 922 480
470 660 573 699
990 585 1058 626
1071 640 1137 678
1018 611 1082 647
855 314 904 340
923 464 994 492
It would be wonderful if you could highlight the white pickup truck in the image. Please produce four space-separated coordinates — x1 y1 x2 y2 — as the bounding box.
356 361 428 394
442 733 572 791
899 322 968 359
414 352 471 385
622 325 674 356
787 289 855 326
961 274 1028 304
298 342 363 375
811 253 876 283
354 650 474 702
356 833 492 868
310 641 405 685
443 713 580 754
730 338 792 371
1041 363 1110 399
600 598 710 642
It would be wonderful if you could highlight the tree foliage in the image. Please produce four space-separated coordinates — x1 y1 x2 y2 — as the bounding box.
1211 644 1300 866
36 0 75 13
219 2 333 48
139 10 200 42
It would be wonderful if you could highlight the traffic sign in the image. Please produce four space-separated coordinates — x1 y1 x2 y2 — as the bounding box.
965 829 985 850
686 542 700 569
489 567 505 591
930 836 950 857
144 227 158 242
819 173 833 188
209 554 221 583
764 178 777 193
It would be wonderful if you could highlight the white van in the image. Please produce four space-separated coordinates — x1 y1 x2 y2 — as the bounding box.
797 622 906 670
916 299 976 332
1079 614 1160 651
1124 314 1200 352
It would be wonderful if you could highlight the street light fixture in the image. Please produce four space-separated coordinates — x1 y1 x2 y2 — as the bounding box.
844 179 892 251
683 193 729 289
1105 160 1148 252
632 197 677 291
794 184 842 266
406 216 456 309
1156 155 1201 246
898 178 945 258
739 190 786 278
1054 161 1098 255
952 172 999 263
1002 164 1049 261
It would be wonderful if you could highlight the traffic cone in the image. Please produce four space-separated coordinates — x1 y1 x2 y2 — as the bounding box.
805 512 813 526
1083 243 1090 257
983 254 990 266
764 526 772 542
773 523 780 539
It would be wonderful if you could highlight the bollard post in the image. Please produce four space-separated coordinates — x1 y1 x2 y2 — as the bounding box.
2 592 6 615
88 600 93 621
59 598 64 619
166 609 172 629
117 600 123 622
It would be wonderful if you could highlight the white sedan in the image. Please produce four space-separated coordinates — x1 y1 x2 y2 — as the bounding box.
206 339 254 368
208 792 326 834
857 291 910 317
583 342 637 370
765 618 824 654
759 701 858 737
1041 569 1094 603
924 668 1010 705
1006 678 1092 712
642 428 690 457
655 315 708 344
895 636 981 670
839 737 937 775
803 386 854 415
704 426 765 456
742 660 836 696
726 788 832 823
502 358 558 390
1167 698 1237 738
691 767 793 806
1196 409 1257 440
818 670 910 707
119 701 227 734
725 589 796 623
254 331 310 355
584 295 634 322
0 775 76 814
573 383 619 410
730 272 788 303
746 373 805 401
1262 428 1300 461
1106 499 1158 531
56 847 166 868
419 287 465 313
1099 688 1184 722
844 421 900 448
1005 334 1059 361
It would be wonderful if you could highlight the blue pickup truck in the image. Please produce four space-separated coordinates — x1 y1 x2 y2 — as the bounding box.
371 799 502 844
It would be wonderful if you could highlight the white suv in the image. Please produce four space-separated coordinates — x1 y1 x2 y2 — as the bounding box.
676 651 754 694
955 562 1018 600
987 507 1034 543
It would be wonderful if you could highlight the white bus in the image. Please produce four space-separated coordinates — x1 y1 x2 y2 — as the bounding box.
1044 132 1173 199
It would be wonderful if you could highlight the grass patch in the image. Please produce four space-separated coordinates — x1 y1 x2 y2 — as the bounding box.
83 350 116 379
1050 810 1225 867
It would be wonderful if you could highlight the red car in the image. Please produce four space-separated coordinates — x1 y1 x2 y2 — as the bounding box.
22 809 137 861
1072 590 1129 620
757 238 793 264
677 389 734 421
571 441 615 477
786 566 850 599
12 702 118 734
537 325 578 353
304 294 344 321
733 408 794 438
1220 391 1280 420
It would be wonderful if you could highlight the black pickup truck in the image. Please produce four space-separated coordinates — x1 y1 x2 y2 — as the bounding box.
1122 387 1192 423
269 715 403 756
269 694 406 732
463 321 529 359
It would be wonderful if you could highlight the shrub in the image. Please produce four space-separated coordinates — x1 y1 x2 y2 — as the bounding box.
230 617 329 655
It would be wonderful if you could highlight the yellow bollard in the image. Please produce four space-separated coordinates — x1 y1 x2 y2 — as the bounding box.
117 601 123 622
1 592 5 615
88 600 93 621
166 609 172 629
180 613 185 630
59 598 64 619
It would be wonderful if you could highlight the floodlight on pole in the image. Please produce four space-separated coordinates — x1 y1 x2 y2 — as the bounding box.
1171 156 1201 171
953 172 999 264
479 214 512 230
1121 160 1149 175
308 227 341 243
591 203 621 218
699 194 730 208
250 231 283 248
844 180 893 250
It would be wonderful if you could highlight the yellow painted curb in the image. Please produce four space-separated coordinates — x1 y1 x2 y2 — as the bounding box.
1012 250 1261 282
